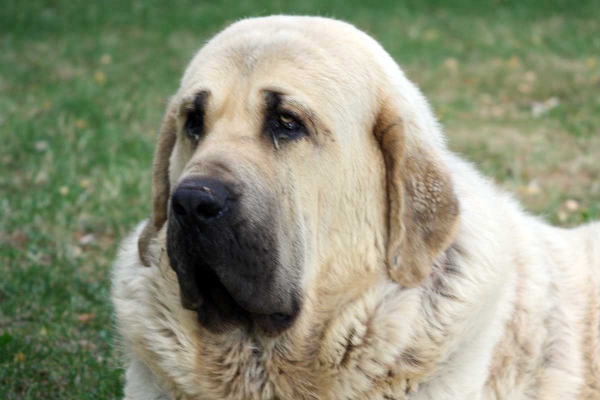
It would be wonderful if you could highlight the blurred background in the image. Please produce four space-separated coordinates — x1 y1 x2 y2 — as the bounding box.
1 0 598 398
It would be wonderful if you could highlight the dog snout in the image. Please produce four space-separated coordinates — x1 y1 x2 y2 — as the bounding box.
171 177 232 222
167 174 301 334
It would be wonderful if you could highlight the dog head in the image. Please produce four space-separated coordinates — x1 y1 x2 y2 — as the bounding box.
138 16 459 335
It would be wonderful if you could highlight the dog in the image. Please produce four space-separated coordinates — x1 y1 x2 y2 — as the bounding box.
111 16 600 399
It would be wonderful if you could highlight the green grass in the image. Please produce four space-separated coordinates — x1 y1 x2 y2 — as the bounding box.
1 0 599 398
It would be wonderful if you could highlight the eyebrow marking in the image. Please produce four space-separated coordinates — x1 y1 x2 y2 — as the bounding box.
181 89 210 114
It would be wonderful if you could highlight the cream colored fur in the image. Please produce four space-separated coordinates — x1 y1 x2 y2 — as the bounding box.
112 16 600 399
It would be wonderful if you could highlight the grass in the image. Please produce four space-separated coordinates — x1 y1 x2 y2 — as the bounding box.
1 0 599 398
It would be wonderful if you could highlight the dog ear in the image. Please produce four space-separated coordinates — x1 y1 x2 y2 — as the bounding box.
138 99 178 266
375 95 460 287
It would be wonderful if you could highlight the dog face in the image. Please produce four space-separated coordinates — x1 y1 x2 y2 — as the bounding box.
138 17 460 336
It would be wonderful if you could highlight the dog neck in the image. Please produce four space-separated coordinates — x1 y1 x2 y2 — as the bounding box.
205 248 472 398
133 228 493 399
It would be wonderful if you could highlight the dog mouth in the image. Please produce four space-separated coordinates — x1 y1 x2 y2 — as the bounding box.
181 262 298 335
166 218 300 335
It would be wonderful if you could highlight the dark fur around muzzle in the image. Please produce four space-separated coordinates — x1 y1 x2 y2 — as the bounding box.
166 176 301 335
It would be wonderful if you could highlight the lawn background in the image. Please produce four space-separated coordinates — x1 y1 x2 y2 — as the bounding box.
1 0 599 398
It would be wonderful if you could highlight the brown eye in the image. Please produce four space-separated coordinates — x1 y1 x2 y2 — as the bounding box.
185 109 204 139
279 113 300 131
276 112 305 139
263 95 308 148
185 91 208 140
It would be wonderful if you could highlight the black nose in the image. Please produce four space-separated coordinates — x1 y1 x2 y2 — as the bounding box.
171 178 231 222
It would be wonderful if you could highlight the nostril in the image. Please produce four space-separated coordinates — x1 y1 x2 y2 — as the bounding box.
173 201 187 216
171 178 232 222
197 201 223 219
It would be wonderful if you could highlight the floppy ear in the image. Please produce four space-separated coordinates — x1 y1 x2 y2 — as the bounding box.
375 96 460 287
138 99 178 266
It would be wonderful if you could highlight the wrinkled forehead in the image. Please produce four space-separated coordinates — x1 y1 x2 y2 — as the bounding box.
176 17 382 123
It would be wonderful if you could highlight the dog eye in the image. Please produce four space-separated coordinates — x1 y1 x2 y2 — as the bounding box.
279 113 301 131
272 112 306 143
185 109 204 140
